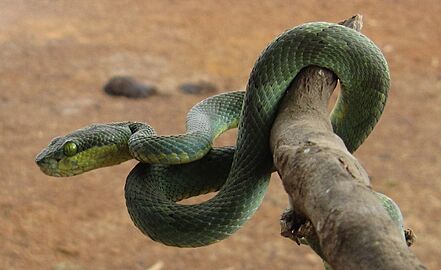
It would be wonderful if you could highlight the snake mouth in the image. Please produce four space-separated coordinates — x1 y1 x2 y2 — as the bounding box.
35 150 79 177
36 157 67 177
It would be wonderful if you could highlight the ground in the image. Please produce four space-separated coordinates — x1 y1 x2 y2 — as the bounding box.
0 1 440 269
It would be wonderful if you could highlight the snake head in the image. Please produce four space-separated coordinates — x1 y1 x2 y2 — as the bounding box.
35 122 143 177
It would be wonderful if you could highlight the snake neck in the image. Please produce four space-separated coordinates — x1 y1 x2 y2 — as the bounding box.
128 91 244 165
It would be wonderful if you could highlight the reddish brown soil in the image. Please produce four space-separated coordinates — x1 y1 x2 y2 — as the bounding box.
0 1 440 269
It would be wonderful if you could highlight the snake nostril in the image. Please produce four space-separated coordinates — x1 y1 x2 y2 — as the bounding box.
35 153 46 166
35 157 43 166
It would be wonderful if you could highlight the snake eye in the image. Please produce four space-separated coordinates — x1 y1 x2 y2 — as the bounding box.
63 141 78 157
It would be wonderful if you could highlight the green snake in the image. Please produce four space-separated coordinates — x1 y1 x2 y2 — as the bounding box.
36 22 404 247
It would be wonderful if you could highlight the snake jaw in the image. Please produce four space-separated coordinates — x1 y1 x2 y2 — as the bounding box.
36 154 63 176
35 145 82 177
36 136 72 176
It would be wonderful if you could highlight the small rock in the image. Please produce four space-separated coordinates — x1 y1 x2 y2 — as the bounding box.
382 44 394 53
103 76 157 98
51 262 85 270
146 261 164 270
178 80 217 95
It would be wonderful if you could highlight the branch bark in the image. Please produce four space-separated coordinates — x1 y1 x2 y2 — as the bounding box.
270 15 426 270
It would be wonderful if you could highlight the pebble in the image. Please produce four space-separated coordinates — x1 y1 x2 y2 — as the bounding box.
103 76 157 98
178 80 217 94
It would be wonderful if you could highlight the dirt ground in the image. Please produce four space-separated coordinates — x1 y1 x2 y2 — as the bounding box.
0 1 440 269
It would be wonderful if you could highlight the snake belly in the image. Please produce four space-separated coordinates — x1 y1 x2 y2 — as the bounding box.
124 22 390 247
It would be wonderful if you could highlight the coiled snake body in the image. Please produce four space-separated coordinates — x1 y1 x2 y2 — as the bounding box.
36 22 402 247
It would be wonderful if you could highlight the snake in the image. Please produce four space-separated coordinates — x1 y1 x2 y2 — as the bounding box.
35 22 404 248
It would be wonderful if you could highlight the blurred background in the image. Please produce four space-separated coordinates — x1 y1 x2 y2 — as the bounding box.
0 0 440 269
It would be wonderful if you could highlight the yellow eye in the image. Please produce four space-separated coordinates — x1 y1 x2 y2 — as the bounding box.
63 142 78 157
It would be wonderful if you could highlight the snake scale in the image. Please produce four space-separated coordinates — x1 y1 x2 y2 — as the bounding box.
36 22 404 247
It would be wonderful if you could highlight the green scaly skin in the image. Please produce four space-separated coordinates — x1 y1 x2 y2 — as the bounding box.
36 22 403 248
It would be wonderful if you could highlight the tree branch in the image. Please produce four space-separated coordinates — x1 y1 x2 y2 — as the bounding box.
269 15 426 270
